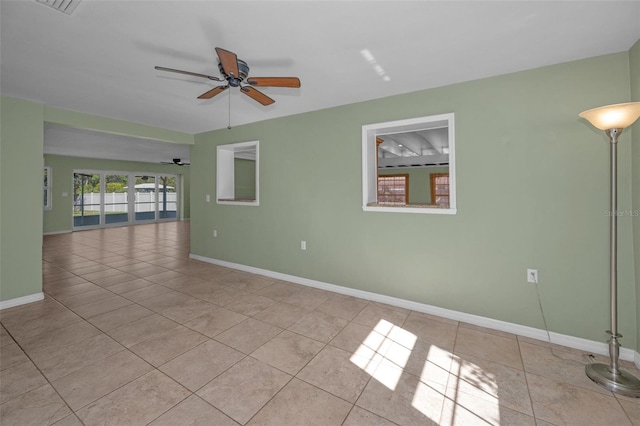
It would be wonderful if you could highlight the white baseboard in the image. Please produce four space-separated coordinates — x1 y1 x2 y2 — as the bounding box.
0 292 45 310
43 230 72 235
190 253 640 366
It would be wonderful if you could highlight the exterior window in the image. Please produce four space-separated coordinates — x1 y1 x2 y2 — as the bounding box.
44 166 52 210
73 170 180 229
158 175 177 219
74 173 102 227
134 175 156 221
430 173 449 207
377 174 408 205
105 174 129 224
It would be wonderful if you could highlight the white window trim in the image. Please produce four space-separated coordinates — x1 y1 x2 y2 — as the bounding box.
362 113 457 215
217 140 260 206
44 166 52 210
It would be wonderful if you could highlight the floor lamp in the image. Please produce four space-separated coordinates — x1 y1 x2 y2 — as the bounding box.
579 102 640 398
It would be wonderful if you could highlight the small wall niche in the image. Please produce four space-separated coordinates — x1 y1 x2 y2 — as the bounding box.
217 140 259 206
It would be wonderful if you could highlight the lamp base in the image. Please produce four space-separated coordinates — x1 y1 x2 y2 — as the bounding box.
585 363 640 397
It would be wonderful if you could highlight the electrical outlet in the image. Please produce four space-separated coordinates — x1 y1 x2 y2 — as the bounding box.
300 240 307 250
212 230 217 238
205 194 210 203
527 269 539 284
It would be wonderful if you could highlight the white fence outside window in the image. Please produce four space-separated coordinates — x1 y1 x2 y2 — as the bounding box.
75 193 177 212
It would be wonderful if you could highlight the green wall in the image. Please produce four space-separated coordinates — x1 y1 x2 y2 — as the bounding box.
1 97 44 301
234 158 256 200
191 51 638 347
630 39 640 354
44 155 191 233
379 166 449 205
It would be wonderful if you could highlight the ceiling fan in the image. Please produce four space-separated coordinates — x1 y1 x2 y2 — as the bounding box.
155 47 301 106
160 158 190 166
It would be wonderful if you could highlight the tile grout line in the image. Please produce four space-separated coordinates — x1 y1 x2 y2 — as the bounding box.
40 227 212 422
0 322 83 425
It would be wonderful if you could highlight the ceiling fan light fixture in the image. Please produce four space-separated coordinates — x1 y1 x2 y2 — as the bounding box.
36 0 81 15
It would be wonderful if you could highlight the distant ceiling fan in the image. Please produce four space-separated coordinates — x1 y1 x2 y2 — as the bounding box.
155 47 301 106
160 158 190 166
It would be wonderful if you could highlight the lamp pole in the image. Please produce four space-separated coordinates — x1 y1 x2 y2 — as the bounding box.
580 103 640 398
606 128 620 375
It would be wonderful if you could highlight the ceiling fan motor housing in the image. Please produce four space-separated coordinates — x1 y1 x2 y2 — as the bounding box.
219 59 250 87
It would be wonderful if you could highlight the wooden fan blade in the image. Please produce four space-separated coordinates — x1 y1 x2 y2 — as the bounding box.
215 47 239 77
155 66 220 81
246 77 301 88
241 86 275 106
197 86 228 99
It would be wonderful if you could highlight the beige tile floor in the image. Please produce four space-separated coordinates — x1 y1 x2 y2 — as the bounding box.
1 222 639 425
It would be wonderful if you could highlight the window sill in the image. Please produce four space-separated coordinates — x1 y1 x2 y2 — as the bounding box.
363 203 456 215
217 199 259 206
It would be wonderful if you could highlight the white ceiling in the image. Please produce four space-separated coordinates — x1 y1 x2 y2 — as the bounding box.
378 128 449 168
43 123 190 164
2 1 640 163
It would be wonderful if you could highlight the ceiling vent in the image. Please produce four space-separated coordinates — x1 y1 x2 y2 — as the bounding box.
36 0 81 15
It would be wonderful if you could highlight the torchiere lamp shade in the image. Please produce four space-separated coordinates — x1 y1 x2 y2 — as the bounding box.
579 102 640 130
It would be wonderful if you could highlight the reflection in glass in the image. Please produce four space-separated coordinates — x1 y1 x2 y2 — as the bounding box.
134 175 156 221
73 173 101 227
105 174 129 224
159 175 177 219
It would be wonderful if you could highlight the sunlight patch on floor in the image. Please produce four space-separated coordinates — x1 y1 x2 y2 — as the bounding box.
351 320 502 424
444 352 501 425
349 319 416 390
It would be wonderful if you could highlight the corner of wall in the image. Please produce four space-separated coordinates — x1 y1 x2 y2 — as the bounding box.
1 96 45 302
